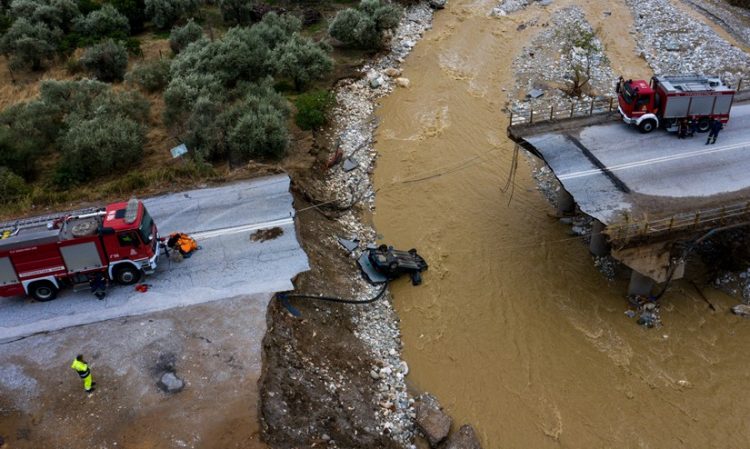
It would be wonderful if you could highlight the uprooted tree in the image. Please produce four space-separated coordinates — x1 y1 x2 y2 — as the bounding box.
555 21 607 98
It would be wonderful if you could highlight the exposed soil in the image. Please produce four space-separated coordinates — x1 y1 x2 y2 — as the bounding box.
259 181 403 448
251 227 285 242
0 296 270 449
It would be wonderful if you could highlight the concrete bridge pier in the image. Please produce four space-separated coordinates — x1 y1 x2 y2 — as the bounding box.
628 270 655 297
589 220 609 256
557 188 575 215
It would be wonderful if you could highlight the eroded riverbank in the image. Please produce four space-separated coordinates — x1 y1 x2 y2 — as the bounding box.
373 0 750 448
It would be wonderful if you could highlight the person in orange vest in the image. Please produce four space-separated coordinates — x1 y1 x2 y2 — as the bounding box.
167 233 199 258
71 354 95 393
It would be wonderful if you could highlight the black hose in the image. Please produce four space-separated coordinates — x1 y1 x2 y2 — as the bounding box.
278 281 389 304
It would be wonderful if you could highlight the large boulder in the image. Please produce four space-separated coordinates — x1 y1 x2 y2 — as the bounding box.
429 0 447 9
443 424 482 449
415 393 451 447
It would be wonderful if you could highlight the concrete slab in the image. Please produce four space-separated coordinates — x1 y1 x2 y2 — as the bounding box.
525 103 750 224
0 175 310 342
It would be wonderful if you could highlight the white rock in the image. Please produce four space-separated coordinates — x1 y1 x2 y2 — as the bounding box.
395 77 411 88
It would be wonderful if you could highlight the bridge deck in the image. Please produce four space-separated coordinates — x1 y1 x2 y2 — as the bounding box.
522 103 750 231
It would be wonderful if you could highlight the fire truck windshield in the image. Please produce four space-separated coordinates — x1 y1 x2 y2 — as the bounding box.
622 82 636 104
139 209 154 244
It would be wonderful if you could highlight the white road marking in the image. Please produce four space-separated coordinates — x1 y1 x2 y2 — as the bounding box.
190 217 295 240
558 140 749 180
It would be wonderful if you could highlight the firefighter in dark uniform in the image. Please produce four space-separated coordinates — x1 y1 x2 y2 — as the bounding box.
706 119 723 145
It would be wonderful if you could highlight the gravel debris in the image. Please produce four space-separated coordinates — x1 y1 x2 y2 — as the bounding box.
681 0 750 48
508 6 617 117
626 0 750 86
313 3 435 445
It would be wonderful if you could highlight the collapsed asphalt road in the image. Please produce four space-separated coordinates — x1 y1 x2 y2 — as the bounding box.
0 174 309 342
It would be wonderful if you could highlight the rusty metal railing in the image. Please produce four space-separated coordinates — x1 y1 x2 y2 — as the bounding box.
606 200 750 243
508 96 617 127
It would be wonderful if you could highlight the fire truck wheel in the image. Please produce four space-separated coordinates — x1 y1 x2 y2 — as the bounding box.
697 118 711 133
638 119 656 133
29 281 58 302
113 264 142 285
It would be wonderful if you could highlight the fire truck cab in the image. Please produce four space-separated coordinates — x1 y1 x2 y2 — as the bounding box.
0 199 159 301
617 74 735 133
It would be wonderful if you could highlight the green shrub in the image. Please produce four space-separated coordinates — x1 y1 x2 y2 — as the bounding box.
56 115 144 185
144 0 199 29
329 0 401 49
11 0 81 32
0 18 61 69
107 0 146 33
294 90 334 130
275 33 332 91
225 83 290 161
75 0 99 14
169 18 201 54
123 36 142 55
80 38 128 81
0 167 29 202
73 4 129 41
219 0 254 26
126 59 171 92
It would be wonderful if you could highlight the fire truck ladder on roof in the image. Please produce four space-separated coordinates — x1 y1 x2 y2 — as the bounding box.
0 207 102 239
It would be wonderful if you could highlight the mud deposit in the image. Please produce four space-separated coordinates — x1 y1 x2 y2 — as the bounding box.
373 0 750 448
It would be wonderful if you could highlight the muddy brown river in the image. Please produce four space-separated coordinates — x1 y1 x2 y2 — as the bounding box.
373 1 750 448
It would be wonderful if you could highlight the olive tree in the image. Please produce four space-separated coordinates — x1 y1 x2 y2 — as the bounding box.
169 19 202 54
219 0 253 26
144 0 199 29
73 4 130 41
80 39 128 81
0 18 61 69
329 0 401 49
0 167 29 202
275 33 332 91
56 115 144 185
126 59 171 92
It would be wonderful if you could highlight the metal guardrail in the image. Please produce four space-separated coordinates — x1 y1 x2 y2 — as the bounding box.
508 77 748 128
606 200 750 243
509 97 618 127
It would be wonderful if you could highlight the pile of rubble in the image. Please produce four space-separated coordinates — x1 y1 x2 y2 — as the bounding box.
625 0 750 86
508 6 618 117
682 0 750 47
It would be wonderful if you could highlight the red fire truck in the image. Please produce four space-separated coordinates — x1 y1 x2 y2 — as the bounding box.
617 74 736 133
0 199 159 301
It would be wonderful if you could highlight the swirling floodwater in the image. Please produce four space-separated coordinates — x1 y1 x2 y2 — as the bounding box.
372 1 750 448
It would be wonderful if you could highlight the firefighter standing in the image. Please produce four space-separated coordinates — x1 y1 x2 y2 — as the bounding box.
89 272 107 300
706 119 723 145
71 354 95 393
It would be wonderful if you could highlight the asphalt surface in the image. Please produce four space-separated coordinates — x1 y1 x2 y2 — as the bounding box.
0 175 309 342
525 103 750 223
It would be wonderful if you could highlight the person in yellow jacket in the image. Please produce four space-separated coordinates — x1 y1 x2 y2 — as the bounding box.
71 354 95 393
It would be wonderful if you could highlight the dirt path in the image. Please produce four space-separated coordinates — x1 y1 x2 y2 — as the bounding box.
0 296 269 449
373 1 750 448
